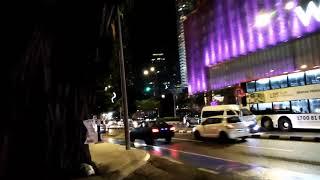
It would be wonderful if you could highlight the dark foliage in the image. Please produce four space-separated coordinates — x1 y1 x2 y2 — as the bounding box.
2 1 117 179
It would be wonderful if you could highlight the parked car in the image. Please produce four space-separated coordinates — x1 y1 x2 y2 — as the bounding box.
192 115 250 141
130 120 175 145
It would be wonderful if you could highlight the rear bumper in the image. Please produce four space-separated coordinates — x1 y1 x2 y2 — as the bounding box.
228 129 250 139
152 131 175 139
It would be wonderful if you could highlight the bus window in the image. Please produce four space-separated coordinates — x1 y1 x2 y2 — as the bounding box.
306 69 320 85
309 99 320 113
288 72 305 87
291 100 309 113
273 101 290 113
250 104 258 112
270 75 288 89
258 103 273 114
256 78 270 91
246 81 256 93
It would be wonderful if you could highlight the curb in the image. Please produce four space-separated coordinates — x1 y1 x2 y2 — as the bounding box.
117 152 150 180
107 150 150 180
249 134 320 142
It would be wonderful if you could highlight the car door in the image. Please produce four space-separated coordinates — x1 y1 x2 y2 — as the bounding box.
203 118 222 137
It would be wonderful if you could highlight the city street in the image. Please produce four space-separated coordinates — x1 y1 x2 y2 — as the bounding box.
105 133 320 179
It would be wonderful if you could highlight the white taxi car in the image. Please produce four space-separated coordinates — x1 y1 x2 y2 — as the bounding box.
193 115 250 141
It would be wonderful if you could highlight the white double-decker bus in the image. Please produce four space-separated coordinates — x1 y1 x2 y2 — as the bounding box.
245 68 320 131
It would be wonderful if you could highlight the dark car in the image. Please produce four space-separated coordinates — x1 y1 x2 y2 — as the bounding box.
130 121 175 145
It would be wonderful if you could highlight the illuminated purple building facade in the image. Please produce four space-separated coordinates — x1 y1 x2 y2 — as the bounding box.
184 0 320 95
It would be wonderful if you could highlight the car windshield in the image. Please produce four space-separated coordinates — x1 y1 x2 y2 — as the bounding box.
156 121 168 126
241 108 253 116
227 116 241 123
202 111 224 118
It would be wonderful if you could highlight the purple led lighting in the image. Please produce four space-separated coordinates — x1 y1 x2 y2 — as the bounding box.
185 0 320 94
204 49 210 66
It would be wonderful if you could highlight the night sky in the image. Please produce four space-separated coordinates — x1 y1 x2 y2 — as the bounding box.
131 0 179 76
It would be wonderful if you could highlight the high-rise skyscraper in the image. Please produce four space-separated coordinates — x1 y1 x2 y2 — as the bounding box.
176 0 196 88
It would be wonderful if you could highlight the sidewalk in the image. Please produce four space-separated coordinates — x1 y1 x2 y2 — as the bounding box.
75 143 150 180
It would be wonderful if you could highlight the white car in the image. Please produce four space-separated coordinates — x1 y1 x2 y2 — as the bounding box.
192 115 250 141
201 105 259 133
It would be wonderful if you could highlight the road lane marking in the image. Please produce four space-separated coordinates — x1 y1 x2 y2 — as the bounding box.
173 137 293 152
235 144 293 152
197 168 219 174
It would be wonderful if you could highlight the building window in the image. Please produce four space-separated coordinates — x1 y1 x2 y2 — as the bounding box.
246 81 256 93
256 78 270 91
291 100 309 113
288 72 305 87
273 101 290 113
270 75 288 89
306 69 320 85
309 99 320 113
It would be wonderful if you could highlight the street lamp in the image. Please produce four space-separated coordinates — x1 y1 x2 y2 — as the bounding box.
143 70 149 76
150 66 155 72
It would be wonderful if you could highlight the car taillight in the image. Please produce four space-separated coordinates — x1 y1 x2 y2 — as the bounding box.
152 128 159 133
226 124 234 129
170 126 175 131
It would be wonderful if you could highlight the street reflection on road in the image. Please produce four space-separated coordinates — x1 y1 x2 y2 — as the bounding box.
105 138 320 179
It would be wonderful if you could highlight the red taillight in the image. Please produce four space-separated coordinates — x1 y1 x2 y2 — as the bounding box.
152 128 159 133
170 127 176 131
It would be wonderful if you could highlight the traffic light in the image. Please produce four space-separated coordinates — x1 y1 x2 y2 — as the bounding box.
145 86 151 92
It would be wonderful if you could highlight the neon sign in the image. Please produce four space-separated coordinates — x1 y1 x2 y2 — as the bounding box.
295 1 320 26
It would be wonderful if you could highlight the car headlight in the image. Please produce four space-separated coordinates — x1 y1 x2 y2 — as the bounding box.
253 124 260 131
244 120 256 127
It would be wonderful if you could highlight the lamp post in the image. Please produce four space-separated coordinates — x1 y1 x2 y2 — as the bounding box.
117 5 130 150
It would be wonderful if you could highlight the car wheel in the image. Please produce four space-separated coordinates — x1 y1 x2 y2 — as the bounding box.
278 117 292 132
218 131 229 143
261 117 273 131
194 131 202 140
165 137 172 143
144 137 154 145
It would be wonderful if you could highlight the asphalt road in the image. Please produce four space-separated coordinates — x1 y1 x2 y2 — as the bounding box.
105 134 320 179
